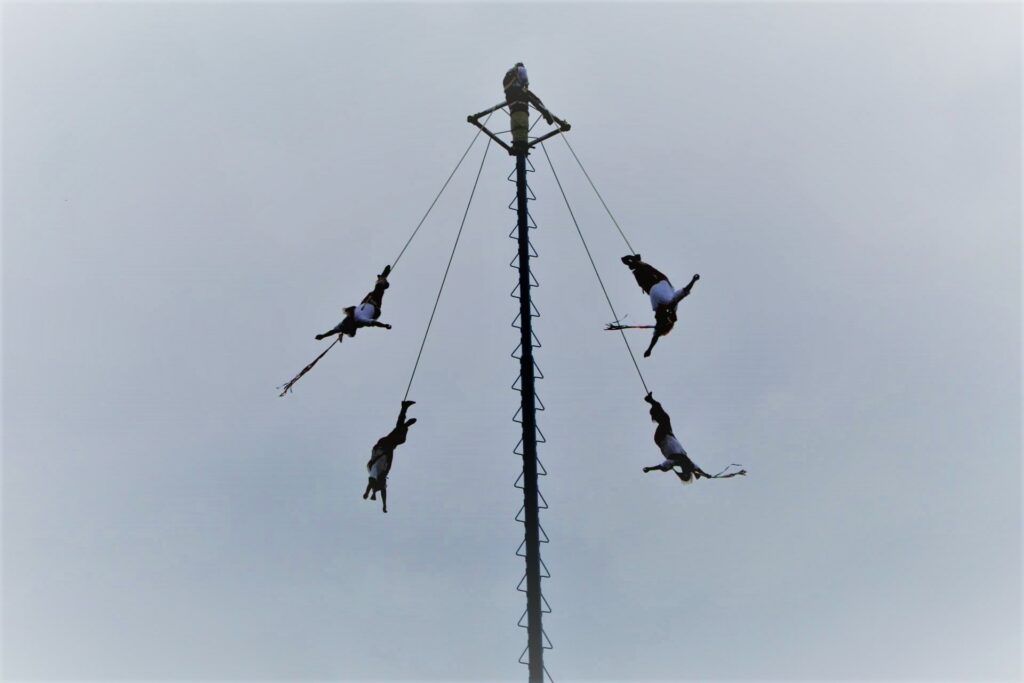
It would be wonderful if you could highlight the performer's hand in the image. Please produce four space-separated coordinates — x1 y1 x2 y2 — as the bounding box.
384 324 392 330
693 273 700 281
643 349 652 358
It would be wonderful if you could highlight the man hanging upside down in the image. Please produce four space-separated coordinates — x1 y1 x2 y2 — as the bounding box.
363 400 417 513
316 265 393 341
621 254 699 358
641 392 710 485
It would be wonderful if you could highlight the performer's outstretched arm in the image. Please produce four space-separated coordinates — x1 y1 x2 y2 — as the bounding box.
643 329 661 358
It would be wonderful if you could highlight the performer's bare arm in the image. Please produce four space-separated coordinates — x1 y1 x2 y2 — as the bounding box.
643 329 662 358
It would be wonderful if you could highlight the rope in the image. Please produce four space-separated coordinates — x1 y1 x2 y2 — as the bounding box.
539 142 649 396
278 337 339 397
390 113 493 272
702 464 748 479
402 138 493 401
278 120 494 397
561 136 637 255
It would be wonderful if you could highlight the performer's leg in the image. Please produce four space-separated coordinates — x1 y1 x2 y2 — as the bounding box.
671 274 700 305
316 321 344 340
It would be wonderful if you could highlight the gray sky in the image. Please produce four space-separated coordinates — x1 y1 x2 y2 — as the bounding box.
2 2 1020 680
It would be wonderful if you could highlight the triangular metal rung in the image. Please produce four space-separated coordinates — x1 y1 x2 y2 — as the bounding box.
506 187 536 208
537 457 547 476
510 241 539 260
516 539 527 558
512 405 544 423
536 426 546 444
519 645 529 665
539 557 551 578
514 471 524 489
526 211 538 229
542 629 553 650
532 360 545 379
506 157 536 179
531 330 542 348
535 393 545 411
544 665 554 682
516 573 528 592
511 308 540 331
518 608 529 628
512 375 522 392
541 594 552 614
515 505 526 523
538 489 549 510
511 281 542 299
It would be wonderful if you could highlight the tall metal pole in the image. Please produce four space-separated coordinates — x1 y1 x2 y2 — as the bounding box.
515 143 544 682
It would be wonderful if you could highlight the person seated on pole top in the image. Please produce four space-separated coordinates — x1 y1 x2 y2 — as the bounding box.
621 254 699 358
363 400 417 513
502 62 569 145
641 392 709 485
315 265 393 342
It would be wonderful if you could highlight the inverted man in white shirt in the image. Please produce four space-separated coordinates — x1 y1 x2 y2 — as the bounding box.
641 392 709 484
363 400 417 513
621 254 699 358
316 265 393 342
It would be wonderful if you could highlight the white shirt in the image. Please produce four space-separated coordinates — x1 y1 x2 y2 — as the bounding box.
354 303 378 324
658 434 687 458
649 280 675 310
368 445 388 479
517 64 529 87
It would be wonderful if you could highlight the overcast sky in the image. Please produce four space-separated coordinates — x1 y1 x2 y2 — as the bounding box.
2 2 1021 681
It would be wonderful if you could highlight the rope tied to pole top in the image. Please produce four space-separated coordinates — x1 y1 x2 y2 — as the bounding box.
539 141 650 396
277 120 491 397
390 113 493 273
561 136 638 256
401 138 493 402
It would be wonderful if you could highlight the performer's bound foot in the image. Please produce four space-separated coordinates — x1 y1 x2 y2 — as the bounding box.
379 264 391 278
621 254 641 265
315 334 325 340
402 400 416 408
